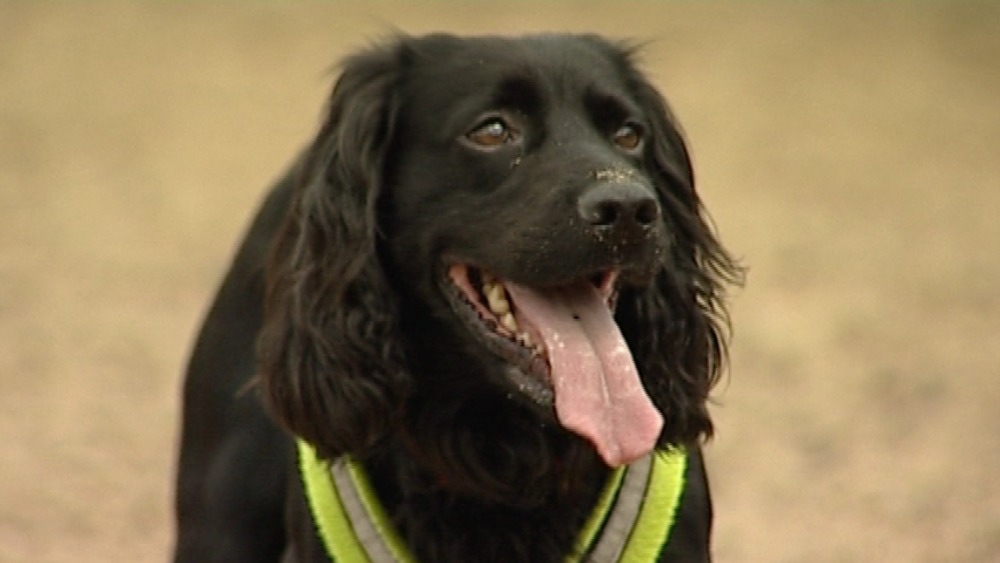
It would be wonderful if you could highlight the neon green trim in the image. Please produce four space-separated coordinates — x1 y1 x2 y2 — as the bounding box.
569 464 627 560
299 439 686 562
344 458 417 563
298 440 368 563
618 449 688 561
297 440 417 563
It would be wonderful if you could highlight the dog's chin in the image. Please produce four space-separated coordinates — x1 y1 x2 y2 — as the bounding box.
439 262 623 410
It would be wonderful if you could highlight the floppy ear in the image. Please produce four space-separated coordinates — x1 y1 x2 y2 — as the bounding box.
257 42 410 460
617 64 743 447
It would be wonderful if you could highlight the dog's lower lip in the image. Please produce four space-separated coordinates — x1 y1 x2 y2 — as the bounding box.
443 264 550 386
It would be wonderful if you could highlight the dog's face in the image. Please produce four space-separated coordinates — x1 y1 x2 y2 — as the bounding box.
260 33 737 470
379 35 688 466
384 36 667 283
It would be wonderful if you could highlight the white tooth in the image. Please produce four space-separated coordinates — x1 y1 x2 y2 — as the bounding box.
519 332 533 348
486 284 510 315
501 312 518 332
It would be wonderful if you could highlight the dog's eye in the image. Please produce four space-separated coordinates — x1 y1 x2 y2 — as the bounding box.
612 123 644 152
466 118 519 148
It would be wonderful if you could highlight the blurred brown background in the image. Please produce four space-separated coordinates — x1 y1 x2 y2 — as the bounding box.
2 3 998 562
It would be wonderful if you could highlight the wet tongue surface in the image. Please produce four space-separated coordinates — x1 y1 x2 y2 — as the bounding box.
504 281 663 467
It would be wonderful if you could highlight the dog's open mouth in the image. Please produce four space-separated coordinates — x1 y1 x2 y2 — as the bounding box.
445 264 664 467
447 264 618 368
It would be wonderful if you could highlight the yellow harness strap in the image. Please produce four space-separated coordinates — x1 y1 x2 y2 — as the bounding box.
297 440 687 562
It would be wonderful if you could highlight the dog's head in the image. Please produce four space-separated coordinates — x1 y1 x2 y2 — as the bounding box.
259 34 741 473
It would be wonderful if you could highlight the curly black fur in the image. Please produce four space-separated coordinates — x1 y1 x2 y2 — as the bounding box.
175 33 741 563
257 45 411 459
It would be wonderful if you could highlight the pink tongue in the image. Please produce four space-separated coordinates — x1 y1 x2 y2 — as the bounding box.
505 282 663 467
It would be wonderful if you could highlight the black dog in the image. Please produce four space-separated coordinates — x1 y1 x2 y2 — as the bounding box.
174 33 739 563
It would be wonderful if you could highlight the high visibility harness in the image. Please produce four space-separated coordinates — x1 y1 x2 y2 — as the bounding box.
297 440 687 562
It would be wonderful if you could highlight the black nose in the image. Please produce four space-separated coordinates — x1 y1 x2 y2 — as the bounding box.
578 182 660 238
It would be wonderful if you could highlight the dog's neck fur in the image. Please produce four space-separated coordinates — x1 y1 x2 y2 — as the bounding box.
363 405 610 562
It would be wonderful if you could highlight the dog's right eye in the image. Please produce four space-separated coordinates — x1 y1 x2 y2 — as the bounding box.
465 117 520 149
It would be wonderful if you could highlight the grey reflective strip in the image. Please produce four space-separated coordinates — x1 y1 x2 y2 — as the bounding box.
330 459 399 563
585 454 653 563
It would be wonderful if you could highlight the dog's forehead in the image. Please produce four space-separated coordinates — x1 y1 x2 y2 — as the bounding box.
401 34 633 108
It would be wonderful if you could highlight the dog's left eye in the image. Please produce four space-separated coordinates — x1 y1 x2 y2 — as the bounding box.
466 117 520 148
612 123 644 152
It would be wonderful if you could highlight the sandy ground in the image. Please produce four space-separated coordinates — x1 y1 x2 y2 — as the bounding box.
2 3 999 562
